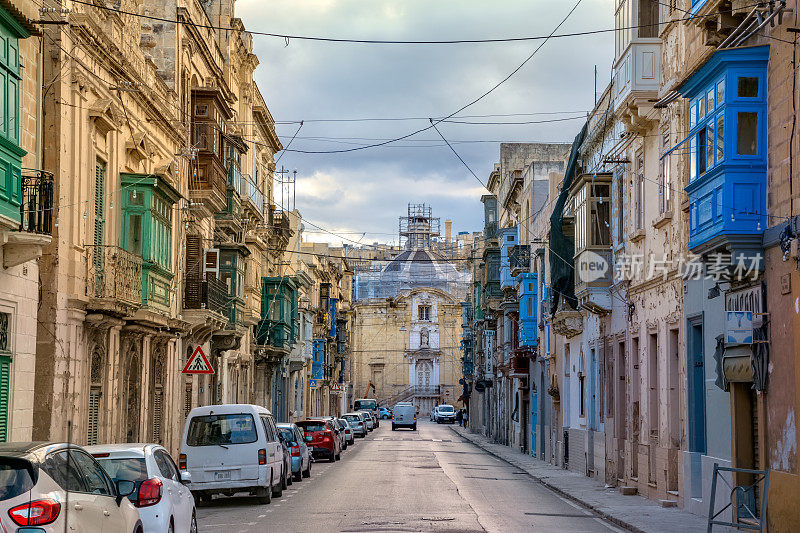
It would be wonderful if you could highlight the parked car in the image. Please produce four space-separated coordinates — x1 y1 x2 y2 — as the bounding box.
276 432 293 490
181 404 285 505
436 404 456 424
392 402 417 431
430 406 439 421
88 443 197 533
338 418 355 445
359 411 375 431
0 442 143 532
276 423 312 481
296 419 341 462
379 407 392 419
325 417 348 451
343 413 367 438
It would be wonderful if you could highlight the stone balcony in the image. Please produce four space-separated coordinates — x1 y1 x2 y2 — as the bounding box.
613 39 661 126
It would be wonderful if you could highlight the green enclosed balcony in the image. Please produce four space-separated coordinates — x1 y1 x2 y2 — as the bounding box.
120 174 180 313
255 276 299 349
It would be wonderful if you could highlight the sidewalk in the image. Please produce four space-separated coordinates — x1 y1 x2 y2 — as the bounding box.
448 425 726 533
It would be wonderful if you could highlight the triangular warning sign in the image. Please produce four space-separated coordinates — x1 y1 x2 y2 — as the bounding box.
182 346 214 375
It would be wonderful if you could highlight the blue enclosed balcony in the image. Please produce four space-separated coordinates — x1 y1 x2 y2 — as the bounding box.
518 273 538 347
499 227 518 289
676 46 768 259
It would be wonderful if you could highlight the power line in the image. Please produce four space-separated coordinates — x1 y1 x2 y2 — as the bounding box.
67 0 788 45
430 119 488 191
277 0 587 154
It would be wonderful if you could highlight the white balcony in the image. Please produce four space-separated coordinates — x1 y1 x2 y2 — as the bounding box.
613 39 661 116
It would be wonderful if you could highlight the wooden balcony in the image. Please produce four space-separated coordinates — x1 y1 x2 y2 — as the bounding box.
85 245 143 316
188 147 227 217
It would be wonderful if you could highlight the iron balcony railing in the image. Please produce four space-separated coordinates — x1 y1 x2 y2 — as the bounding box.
85 245 143 307
413 386 441 396
184 276 227 314
239 173 264 214
20 169 54 235
509 245 531 276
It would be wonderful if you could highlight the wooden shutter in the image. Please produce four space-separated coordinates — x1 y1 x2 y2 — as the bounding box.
87 387 100 445
94 160 106 247
0 355 10 442
186 235 202 279
203 248 219 279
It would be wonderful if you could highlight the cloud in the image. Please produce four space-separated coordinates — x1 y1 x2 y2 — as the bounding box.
236 0 614 244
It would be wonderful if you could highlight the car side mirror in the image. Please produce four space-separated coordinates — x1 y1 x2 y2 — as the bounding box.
179 471 192 485
115 479 136 506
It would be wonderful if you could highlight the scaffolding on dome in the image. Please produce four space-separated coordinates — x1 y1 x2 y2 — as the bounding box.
355 204 471 301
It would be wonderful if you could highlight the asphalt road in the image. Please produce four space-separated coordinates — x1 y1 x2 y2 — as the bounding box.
196 420 627 533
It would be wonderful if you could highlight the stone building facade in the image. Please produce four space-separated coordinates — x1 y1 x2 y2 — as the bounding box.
31 0 287 457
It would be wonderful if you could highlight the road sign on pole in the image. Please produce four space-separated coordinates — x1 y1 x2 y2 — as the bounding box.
182 346 214 374
309 379 317 389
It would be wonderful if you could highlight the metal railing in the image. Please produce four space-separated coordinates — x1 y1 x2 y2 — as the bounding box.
85 245 143 307
184 276 227 314
20 170 54 235
509 245 531 275
413 386 441 396
239 173 264 214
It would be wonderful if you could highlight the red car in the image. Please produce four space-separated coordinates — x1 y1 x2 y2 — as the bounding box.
296 419 341 462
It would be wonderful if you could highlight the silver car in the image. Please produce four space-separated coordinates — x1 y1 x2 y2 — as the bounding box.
343 413 367 438
358 411 375 431
0 442 143 532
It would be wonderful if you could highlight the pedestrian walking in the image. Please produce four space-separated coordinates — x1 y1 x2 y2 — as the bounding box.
456 409 463 426
463 409 469 428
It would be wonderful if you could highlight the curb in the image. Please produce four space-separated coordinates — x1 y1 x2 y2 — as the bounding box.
448 425 648 533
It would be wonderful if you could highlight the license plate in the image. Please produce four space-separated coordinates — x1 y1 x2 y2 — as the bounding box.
214 471 231 480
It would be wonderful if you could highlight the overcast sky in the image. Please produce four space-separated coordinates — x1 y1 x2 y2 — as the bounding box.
236 0 615 245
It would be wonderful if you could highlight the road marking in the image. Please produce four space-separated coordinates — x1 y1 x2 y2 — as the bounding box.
257 514 266 518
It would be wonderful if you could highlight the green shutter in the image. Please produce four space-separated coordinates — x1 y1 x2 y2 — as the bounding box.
0 354 11 442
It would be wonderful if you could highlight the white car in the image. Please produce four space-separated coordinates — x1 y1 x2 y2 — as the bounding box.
430 406 439 421
181 404 285 505
0 442 143 532
88 443 197 533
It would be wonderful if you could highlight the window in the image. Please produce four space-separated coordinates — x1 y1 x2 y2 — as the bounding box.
616 172 624 242
41 452 87 492
70 451 113 495
418 305 431 321
186 414 258 446
738 77 759 98
194 104 208 117
659 128 671 213
154 450 178 481
579 373 586 417
737 112 758 155
635 151 645 229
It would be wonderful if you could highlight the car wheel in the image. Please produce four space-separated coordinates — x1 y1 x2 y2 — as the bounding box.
392 424 396 431
256 485 271 505
281 467 288 490
190 511 198 533
303 461 311 477
413 424 417 431
273 468 284 497
287 469 293 486
336 451 341 460
168 519 174 533
294 470 302 482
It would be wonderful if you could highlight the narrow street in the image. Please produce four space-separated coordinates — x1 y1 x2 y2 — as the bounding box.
197 421 625 532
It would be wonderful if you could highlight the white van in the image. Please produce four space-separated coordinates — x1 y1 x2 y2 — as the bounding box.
392 402 417 431
180 404 284 505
